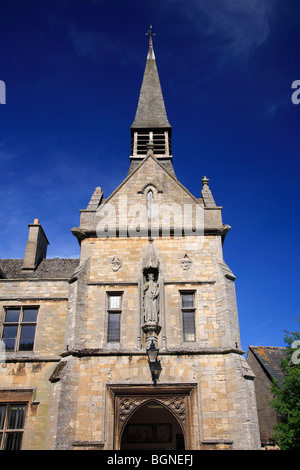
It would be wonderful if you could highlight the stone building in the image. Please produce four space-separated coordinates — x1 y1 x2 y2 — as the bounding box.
0 31 260 450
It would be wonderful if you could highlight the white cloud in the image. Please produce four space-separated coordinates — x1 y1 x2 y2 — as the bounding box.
188 0 273 61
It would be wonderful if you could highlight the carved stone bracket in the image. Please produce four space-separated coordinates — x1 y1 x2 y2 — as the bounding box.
71 226 87 242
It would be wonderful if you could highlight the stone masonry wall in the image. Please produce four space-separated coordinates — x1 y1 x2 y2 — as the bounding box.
49 352 260 450
0 278 70 449
73 235 240 351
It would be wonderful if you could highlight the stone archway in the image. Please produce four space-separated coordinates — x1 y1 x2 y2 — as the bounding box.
120 400 185 450
110 385 195 450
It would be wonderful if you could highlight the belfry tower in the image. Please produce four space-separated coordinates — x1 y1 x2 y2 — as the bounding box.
129 25 173 175
47 27 260 450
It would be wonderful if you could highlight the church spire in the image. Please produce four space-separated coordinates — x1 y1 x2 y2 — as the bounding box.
130 25 172 166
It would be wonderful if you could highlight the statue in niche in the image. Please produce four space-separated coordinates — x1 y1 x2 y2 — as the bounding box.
142 273 159 323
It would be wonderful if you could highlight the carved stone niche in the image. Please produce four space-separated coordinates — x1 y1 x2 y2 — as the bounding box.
141 240 161 328
137 240 166 351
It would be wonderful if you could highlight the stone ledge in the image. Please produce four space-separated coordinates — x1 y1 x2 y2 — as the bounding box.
71 227 230 241
72 441 104 448
201 439 233 444
0 296 68 301
61 347 244 357
87 280 215 286
200 439 233 450
3 353 61 363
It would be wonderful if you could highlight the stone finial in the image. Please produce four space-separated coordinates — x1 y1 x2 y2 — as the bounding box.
86 187 103 210
202 176 209 187
146 25 156 59
201 176 216 208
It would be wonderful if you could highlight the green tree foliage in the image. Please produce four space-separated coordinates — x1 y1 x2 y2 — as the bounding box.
270 318 300 449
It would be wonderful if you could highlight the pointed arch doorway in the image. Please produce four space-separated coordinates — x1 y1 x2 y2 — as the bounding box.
120 400 185 450
109 385 195 450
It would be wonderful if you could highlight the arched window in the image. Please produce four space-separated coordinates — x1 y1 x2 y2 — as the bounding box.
147 190 153 219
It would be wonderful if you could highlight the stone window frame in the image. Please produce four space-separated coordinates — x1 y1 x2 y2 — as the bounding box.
0 388 38 451
0 402 27 450
179 290 197 343
147 189 154 219
106 292 123 344
0 306 39 353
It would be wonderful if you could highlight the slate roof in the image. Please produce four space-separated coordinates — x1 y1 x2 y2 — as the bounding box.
248 346 287 388
131 40 171 129
0 258 79 280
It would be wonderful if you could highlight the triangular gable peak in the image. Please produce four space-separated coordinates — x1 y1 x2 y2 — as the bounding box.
79 154 206 238
105 153 200 207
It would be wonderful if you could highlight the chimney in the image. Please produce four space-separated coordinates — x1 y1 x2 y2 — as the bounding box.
22 219 49 270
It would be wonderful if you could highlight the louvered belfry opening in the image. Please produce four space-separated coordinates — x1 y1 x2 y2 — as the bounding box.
131 129 172 157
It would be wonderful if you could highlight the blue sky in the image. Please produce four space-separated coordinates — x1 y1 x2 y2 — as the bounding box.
0 0 300 353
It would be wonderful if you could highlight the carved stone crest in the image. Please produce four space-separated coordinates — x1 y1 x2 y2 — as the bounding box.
111 256 122 271
180 254 192 270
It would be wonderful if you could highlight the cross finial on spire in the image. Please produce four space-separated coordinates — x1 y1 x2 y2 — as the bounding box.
146 24 156 46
